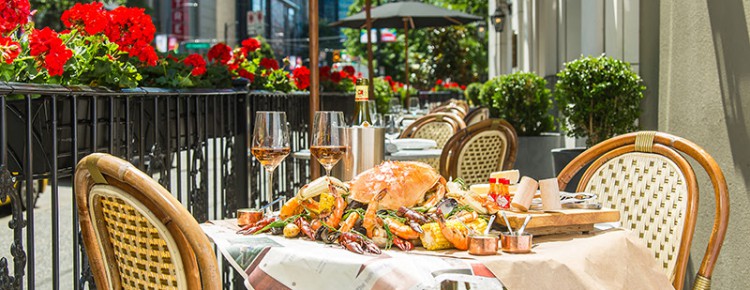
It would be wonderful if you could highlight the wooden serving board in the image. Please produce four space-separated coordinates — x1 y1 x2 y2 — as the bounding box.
495 209 620 236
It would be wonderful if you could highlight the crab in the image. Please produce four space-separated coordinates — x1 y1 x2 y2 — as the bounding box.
347 161 447 211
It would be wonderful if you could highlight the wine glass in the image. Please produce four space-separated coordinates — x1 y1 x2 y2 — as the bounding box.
409 97 420 116
311 111 348 177
251 111 291 213
389 98 402 114
367 100 380 126
384 114 400 142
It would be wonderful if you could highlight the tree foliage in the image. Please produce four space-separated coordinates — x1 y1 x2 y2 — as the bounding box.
481 72 555 136
343 0 488 89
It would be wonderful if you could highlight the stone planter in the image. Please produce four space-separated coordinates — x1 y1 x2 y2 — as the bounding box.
514 133 564 180
551 147 588 192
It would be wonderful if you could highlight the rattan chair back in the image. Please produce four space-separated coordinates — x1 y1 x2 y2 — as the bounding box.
438 99 469 113
399 113 466 168
439 119 518 185
75 153 221 290
557 131 729 290
464 107 490 126
430 103 467 118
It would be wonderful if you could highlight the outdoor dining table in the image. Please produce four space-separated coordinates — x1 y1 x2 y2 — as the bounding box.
202 219 672 290
293 148 443 162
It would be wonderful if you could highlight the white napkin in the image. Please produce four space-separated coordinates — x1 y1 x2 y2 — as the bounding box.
389 138 437 151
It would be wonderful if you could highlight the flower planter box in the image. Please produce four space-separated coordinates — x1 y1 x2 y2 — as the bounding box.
514 133 564 180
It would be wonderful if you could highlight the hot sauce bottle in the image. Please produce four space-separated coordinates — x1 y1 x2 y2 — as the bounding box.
496 178 511 209
488 177 501 203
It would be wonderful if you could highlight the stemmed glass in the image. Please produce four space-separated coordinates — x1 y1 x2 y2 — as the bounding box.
389 98 402 114
409 97 420 116
384 114 400 142
367 100 381 126
251 111 291 213
310 111 348 177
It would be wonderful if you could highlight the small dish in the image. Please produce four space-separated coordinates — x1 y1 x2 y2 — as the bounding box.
500 232 533 254
237 209 264 227
468 234 500 256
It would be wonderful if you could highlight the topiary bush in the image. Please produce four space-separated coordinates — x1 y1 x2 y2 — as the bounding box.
482 72 555 136
555 55 645 146
464 82 482 107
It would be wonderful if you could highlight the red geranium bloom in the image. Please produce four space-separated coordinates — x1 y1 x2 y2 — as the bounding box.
29 28 73 76
0 36 21 64
238 68 255 82
0 0 31 35
105 7 157 65
208 43 232 65
260 58 279 71
330 71 342 83
342 65 355 76
183 53 206 76
241 37 261 55
319 65 331 81
61 2 108 36
166 54 179 62
460 85 466 90
292 66 311 90
436 79 443 86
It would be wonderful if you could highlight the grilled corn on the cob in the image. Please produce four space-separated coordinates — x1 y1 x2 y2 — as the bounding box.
420 218 488 250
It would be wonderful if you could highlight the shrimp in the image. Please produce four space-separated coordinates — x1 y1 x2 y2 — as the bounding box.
295 217 316 240
392 236 414 251
323 181 346 229
339 212 360 233
452 211 478 223
279 196 303 219
383 217 420 240
363 189 387 238
435 208 469 250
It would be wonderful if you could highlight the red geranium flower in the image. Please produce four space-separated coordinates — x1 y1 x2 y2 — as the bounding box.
238 68 255 82
29 28 73 76
61 2 108 36
260 58 279 71
0 36 21 64
342 65 355 76
241 37 261 55
319 65 331 81
460 85 466 90
105 7 157 65
330 71 342 83
208 43 232 65
292 66 311 90
183 53 206 76
436 79 443 86
0 0 31 35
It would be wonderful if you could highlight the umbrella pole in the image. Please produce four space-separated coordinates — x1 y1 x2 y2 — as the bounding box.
366 0 375 99
403 18 410 100
309 0 321 179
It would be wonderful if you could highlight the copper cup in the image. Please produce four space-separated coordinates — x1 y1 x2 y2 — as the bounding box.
468 234 500 256
237 209 264 227
500 232 533 254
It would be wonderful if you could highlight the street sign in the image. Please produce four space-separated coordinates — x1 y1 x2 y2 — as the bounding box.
184 42 211 50
247 11 264 36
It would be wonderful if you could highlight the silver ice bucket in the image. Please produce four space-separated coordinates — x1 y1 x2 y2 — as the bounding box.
332 127 384 181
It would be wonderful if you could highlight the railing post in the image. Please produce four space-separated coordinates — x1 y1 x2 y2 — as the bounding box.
234 92 249 209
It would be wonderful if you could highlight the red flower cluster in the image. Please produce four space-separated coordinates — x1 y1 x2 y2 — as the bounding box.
29 28 73 76
0 0 30 35
105 7 157 66
238 68 254 82
292 66 311 90
260 58 279 71
207 43 232 65
342 65 355 76
183 53 206 76
241 37 261 55
0 36 21 64
384 76 405 92
433 79 464 91
320 65 349 85
61 2 108 36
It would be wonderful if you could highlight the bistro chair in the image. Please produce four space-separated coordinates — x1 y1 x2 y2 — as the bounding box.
439 119 518 185
430 103 467 118
557 131 729 290
464 107 490 126
75 153 221 290
438 99 470 113
400 113 466 168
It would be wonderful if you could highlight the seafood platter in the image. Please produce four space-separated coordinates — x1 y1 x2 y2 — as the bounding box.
236 161 608 255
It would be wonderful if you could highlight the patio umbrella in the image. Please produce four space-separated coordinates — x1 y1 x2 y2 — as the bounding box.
331 2 482 96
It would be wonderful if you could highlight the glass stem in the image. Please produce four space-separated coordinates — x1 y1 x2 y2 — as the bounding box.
325 167 332 177
266 168 274 213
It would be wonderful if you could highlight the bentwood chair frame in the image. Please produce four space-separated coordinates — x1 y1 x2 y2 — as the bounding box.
463 107 490 126
557 131 729 290
399 112 466 145
439 119 518 185
430 103 468 118
438 99 469 113
75 153 221 290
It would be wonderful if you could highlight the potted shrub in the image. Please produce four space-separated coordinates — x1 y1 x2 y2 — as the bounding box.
553 55 645 190
464 82 482 107
482 72 562 179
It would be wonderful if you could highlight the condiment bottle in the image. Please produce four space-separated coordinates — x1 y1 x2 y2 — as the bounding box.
496 178 511 209
488 177 501 203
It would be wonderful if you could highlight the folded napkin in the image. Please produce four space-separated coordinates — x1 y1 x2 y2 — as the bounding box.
388 138 437 152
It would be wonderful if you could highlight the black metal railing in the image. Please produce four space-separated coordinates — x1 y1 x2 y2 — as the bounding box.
0 82 340 290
